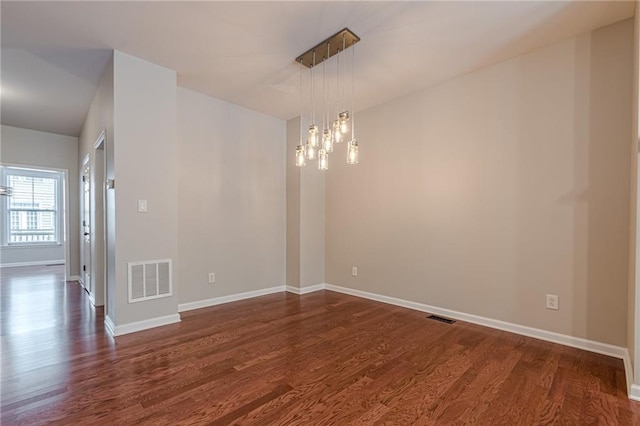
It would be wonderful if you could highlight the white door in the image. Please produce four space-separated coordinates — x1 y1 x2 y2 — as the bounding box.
82 164 92 297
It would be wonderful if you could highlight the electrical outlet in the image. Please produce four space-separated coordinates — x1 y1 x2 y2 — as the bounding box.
352 266 358 277
208 272 216 284
546 294 559 310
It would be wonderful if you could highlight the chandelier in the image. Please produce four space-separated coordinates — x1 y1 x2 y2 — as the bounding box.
295 28 360 170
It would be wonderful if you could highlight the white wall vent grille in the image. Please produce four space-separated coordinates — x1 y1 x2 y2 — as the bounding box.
128 259 172 303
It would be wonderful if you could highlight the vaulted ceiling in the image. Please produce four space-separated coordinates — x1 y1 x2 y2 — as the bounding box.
1 1 634 136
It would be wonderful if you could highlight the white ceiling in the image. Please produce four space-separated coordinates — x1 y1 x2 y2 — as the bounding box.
1 1 635 137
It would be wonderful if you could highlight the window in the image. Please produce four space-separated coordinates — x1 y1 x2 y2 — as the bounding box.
1 167 63 245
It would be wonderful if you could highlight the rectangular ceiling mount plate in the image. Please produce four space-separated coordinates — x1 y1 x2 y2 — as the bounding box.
296 28 360 69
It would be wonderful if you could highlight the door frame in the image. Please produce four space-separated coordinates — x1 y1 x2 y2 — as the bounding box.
80 154 92 301
93 131 107 308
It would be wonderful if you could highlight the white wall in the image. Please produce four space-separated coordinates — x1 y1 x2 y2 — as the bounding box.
112 51 179 326
177 88 285 304
0 125 78 272
325 19 633 347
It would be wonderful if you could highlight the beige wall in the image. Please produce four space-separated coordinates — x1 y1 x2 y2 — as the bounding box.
631 1 640 384
325 19 633 346
177 88 285 304
0 125 79 273
112 51 179 325
299 143 326 288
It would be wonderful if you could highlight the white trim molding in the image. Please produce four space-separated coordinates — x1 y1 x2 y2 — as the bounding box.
142 282 636 397
104 315 116 337
323 283 628 361
630 384 640 402
178 285 285 312
0 260 65 268
67 275 82 282
623 349 634 398
105 314 181 337
285 284 325 295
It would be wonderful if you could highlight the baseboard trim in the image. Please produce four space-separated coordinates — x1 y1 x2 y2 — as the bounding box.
67 275 82 282
630 384 640 402
178 286 285 312
0 259 65 268
323 283 628 362
144 281 635 397
104 315 116 337
107 314 181 337
286 284 325 295
623 349 634 397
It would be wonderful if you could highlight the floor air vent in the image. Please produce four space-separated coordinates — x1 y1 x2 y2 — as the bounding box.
427 315 456 324
128 259 172 303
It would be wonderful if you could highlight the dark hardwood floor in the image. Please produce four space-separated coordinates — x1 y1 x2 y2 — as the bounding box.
2 265 640 425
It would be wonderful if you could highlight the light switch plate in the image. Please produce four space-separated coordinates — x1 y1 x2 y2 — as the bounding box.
138 200 148 213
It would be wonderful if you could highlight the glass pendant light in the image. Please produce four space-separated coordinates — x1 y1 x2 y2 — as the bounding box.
308 125 319 147
306 143 316 160
347 140 358 164
322 128 333 152
308 51 319 148
333 119 342 143
296 58 307 168
346 43 358 165
339 111 349 134
296 144 306 167
295 29 361 170
338 34 350 135
346 41 358 165
318 148 328 170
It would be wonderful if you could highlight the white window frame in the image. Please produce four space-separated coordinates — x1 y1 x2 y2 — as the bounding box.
0 166 64 247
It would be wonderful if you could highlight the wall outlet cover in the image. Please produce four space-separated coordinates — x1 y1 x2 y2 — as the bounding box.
546 294 559 310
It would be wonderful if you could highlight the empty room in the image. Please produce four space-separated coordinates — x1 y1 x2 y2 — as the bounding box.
2 1 640 424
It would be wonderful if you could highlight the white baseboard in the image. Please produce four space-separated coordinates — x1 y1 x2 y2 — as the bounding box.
104 315 116 337
106 314 181 337
0 259 65 268
286 284 325 295
631 384 640 402
67 275 82 282
102 281 636 397
323 283 628 362
623 349 634 397
178 285 285 312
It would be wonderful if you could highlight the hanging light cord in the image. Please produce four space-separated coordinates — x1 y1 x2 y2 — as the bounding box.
351 42 355 140
299 59 304 140
311 51 316 125
341 33 346 113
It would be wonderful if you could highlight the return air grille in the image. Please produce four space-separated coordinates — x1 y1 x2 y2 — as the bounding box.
128 259 172 303
427 315 456 324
